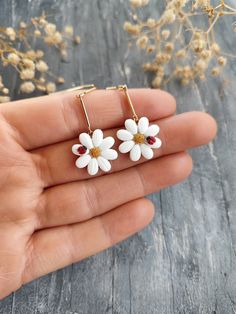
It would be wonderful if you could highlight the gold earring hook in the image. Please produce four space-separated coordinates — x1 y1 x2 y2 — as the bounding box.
106 84 139 122
67 84 97 135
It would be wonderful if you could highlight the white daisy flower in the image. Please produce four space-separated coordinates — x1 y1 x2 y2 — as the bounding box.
72 129 118 176
117 117 162 162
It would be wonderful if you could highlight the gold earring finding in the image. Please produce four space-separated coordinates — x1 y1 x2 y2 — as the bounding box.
106 84 139 122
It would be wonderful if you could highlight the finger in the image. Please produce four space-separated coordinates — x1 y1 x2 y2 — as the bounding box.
36 152 192 229
23 197 154 283
1 89 176 150
33 111 216 187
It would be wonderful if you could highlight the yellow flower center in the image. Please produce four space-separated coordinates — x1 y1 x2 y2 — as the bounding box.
90 147 101 158
133 133 145 144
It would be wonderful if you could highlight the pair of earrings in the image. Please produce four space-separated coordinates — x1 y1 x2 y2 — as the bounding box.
71 84 162 176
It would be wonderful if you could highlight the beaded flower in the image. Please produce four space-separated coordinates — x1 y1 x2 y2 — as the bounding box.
72 129 118 175
117 117 162 161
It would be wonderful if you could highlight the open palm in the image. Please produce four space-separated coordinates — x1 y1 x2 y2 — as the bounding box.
0 88 216 299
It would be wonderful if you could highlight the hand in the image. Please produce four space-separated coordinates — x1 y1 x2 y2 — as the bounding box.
0 89 216 299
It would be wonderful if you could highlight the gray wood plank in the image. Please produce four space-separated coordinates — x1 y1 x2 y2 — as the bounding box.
0 0 235 313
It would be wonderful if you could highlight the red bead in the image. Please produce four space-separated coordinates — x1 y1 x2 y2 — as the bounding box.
77 145 87 154
146 136 156 145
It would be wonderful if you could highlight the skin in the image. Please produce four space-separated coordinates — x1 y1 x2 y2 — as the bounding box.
0 88 217 299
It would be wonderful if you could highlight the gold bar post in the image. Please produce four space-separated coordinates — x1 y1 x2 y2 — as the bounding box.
71 84 97 135
106 85 139 122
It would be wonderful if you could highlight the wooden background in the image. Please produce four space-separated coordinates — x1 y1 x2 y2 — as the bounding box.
0 0 236 313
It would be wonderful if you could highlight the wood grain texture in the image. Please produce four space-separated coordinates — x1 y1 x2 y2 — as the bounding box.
0 0 236 313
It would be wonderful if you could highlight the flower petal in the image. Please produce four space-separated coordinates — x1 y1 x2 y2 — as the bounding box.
75 154 91 168
144 124 160 137
119 140 135 153
130 144 141 161
92 129 103 147
138 117 149 134
72 144 88 156
140 144 154 160
149 137 162 149
97 156 111 172
79 133 93 149
99 137 115 150
117 129 133 141
87 158 99 176
125 119 138 134
101 149 118 160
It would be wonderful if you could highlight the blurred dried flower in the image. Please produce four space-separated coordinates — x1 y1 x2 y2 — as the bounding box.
22 58 35 70
211 67 220 76
136 35 149 49
7 53 20 65
124 0 236 87
161 29 170 40
20 22 27 29
57 77 65 84
217 56 227 66
34 29 41 37
0 96 10 103
64 25 74 36
5 27 16 41
124 22 140 34
20 69 35 80
35 60 49 72
45 23 56 35
0 13 80 102
74 35 81 44
20 81 35 93
46 82 56 93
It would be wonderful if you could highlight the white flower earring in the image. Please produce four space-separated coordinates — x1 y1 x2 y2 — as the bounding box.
107 85 162 162
71 85 118 176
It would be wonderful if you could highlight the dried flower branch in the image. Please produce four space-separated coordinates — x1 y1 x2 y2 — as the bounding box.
0 12 80 102
124 0 236 88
